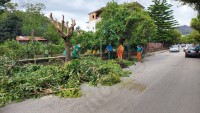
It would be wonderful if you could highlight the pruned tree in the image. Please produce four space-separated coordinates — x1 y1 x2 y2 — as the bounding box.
50 13 76 62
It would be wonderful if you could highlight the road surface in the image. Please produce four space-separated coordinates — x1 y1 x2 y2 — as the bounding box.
1 49 200 113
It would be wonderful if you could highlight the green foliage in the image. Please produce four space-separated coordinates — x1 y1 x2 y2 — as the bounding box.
0 39 64 60
121 59 134 67
0 57 132 107
71 31 99 53
0 40 26 60
167 29 182 44
188 30 200 44
96 2 124 45
6 2 49 37
180 34 195 44
0 12 22 43
0 55 15 76
19 11 50 37
191 16 200 33
148 0 178 44
0 64 65 107
0 2 65 59
57 88 81 98
44 23 62 45
96 1 156 47
187 16 200 44
123 2 157 45
100 72 120 86
47 43 64 56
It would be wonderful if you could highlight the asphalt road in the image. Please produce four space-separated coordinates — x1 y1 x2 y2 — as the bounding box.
1 49 200 113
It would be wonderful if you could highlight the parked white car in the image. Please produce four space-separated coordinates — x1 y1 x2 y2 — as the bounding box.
169 45 180 52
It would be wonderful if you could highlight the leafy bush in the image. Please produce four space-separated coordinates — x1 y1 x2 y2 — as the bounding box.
0 40 64 60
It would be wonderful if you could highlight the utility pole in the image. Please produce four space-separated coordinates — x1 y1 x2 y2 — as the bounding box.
100 37 102 58
31 30 36 64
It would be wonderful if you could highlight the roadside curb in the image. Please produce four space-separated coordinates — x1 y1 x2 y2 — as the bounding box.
145 50 168 57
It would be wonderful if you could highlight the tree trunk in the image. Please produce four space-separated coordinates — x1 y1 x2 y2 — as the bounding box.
100 37 102 58
49 14 75 62
65 38 71 62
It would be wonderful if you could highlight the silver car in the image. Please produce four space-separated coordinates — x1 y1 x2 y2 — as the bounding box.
169 45 180 52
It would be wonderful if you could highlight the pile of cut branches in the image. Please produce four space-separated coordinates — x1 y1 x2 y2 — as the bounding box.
0 57 131 107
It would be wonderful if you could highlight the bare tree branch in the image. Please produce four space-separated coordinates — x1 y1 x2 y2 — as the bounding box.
66 19 76 37
61 15 65 33
49 13 76 62
49 13 66 37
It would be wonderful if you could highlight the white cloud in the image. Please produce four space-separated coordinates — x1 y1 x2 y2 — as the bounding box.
11 0 197 29
171 3 197 26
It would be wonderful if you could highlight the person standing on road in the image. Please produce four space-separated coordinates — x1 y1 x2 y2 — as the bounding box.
137 45 142 61
140 45 144 61
106 43 113 60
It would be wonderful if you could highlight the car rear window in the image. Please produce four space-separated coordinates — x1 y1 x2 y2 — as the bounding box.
195 46 200 51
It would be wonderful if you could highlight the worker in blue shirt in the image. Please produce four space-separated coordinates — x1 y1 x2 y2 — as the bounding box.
106 43 113 60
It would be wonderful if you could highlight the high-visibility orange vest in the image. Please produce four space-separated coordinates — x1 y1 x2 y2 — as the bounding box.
118 45 124 52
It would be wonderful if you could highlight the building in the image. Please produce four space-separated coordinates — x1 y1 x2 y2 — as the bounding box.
86 9 102 32
16 36 48 44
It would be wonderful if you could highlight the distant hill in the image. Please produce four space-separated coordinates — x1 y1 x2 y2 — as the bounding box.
177 25 193 35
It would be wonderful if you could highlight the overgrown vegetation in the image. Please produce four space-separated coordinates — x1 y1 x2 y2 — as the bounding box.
96 1 157 47
0 57 132 107
0 40 64 60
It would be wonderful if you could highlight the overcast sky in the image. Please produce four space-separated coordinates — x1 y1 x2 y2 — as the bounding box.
12 0 197 30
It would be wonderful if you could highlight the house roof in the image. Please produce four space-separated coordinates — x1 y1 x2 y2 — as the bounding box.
88 8 102 15
16 36 47 41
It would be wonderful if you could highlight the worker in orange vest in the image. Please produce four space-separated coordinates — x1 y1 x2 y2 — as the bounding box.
117 43 124 60
137 45 142 61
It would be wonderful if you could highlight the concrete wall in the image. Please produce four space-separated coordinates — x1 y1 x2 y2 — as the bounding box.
86 18 101 32
146 43 163 52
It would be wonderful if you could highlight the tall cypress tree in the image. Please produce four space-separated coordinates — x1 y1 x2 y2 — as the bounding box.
148 0 178 44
